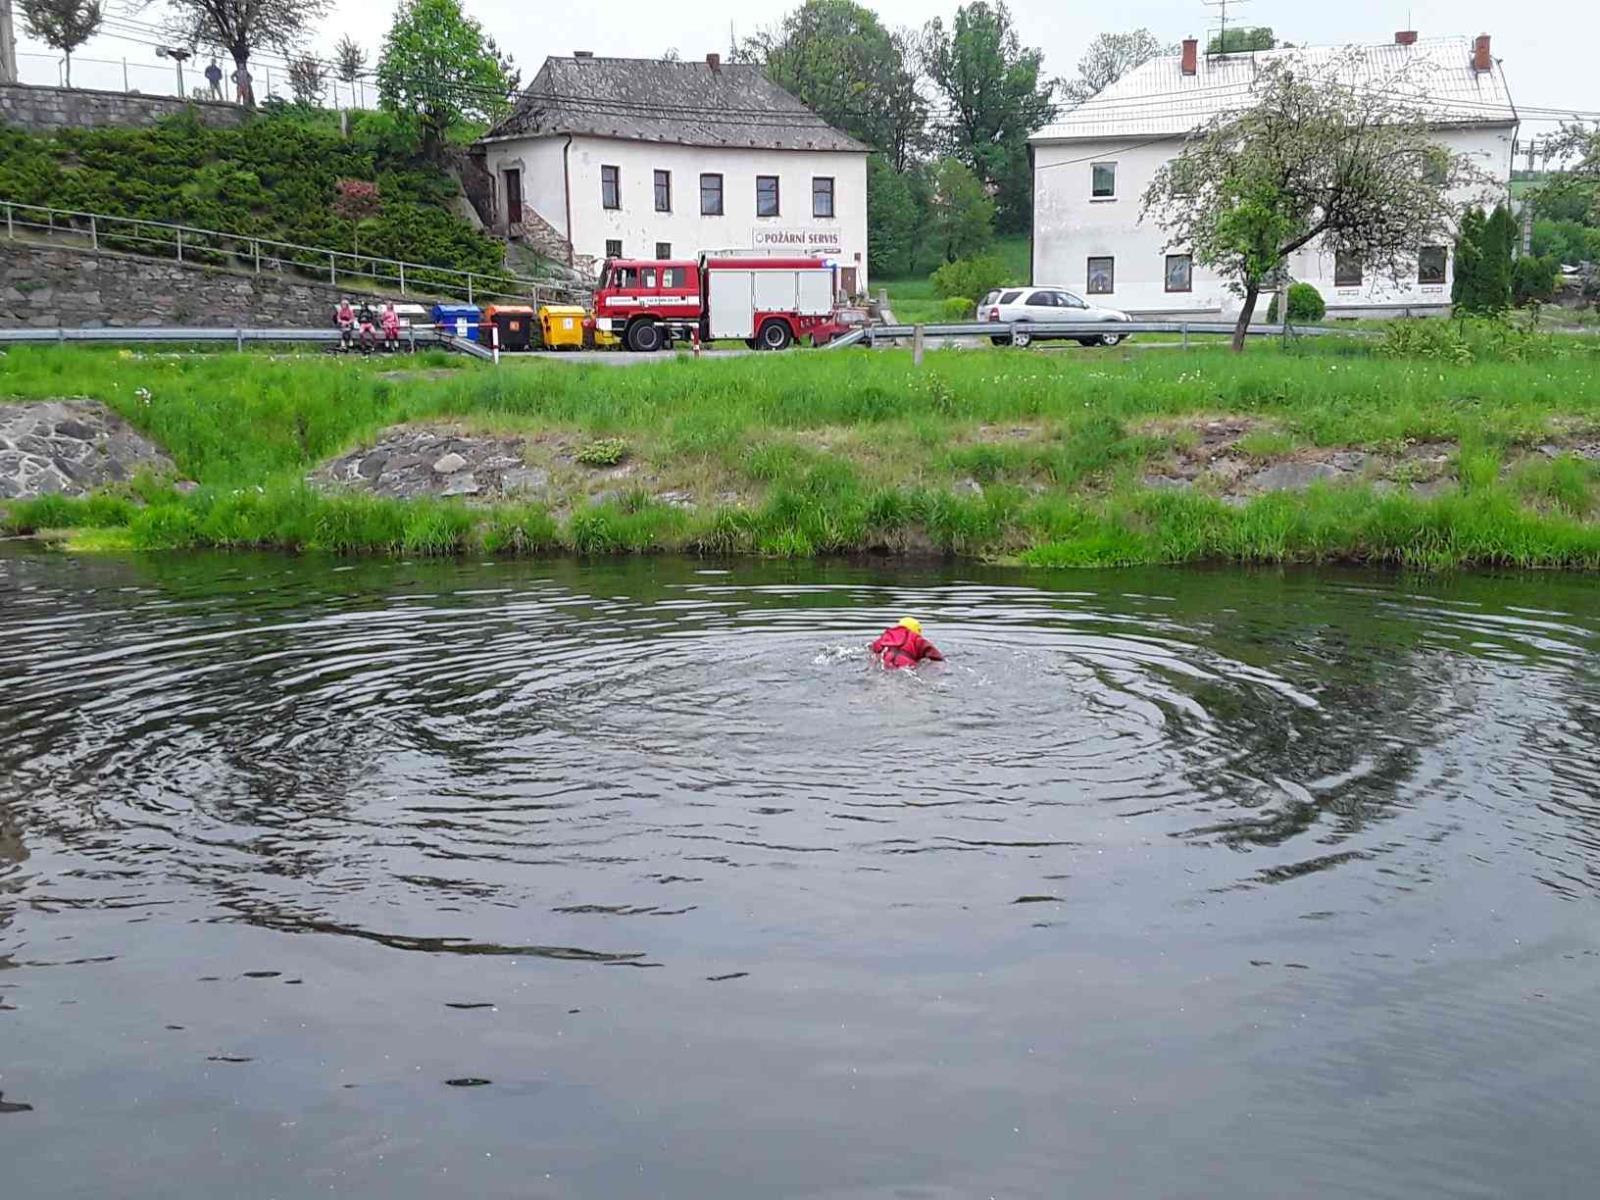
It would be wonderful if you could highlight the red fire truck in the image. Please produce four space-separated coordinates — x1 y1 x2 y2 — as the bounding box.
590 254 849 352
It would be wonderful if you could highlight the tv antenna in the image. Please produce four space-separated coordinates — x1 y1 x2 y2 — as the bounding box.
1203 0 1251 55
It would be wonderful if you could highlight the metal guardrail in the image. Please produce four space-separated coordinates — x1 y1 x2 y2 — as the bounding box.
1 199 589 308
864 320 1368 345
0 325 446 347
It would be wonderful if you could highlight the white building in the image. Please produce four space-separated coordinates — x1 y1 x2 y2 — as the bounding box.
1030 33 1518 319
474 53 871 295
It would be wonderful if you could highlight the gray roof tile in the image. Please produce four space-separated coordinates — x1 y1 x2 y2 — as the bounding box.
485 57 869 153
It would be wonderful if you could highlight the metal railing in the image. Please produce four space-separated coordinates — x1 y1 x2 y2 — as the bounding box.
1 199 589 308
862 320 1373 349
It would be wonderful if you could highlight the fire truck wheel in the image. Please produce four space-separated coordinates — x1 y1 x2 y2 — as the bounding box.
757 320 793 351
626 320 664 353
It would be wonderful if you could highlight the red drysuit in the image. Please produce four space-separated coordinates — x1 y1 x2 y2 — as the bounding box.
870 625 944 669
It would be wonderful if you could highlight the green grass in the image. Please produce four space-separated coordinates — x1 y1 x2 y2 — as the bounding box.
2 337 1598 569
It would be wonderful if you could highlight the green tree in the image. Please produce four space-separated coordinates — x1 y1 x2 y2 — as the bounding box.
20 0 101 87
334 34 367 108
1452 207 1486 310
1484 203 1517 308
377 0 517 158
867 153 920 276
288 54 326 106
160 0 330 107
922 2 1054 233
927 157 994 262
1208 26 1275 55
746 1 927 172
1144 53 1483 351
1061 29 1172 106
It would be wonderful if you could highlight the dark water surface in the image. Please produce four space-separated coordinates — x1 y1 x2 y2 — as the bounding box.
2 550 1597 1199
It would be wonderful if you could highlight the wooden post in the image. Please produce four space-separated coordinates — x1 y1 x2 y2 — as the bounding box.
89 215 96 251
253 241 260 274
329 252 336 285
398 262 405 295
912 324 924 366
176 228 183 262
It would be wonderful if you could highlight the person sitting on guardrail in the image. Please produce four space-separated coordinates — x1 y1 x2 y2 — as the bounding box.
381 302 401 352
357 303 379 354
334 299 356 351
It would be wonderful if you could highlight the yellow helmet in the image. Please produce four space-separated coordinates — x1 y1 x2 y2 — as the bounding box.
897 617 923 635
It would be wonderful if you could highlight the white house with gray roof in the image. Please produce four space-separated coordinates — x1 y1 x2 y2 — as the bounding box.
475 53 871 294
1029 33 1518 319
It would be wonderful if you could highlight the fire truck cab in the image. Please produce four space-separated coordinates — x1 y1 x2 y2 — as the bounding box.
593 254 846 352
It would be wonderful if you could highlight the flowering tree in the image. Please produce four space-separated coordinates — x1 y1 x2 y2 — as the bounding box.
332 178 382 258
1144 53 1489 350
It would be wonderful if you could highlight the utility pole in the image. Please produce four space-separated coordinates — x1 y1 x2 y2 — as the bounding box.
0 0 19 86
1203 0 1250 55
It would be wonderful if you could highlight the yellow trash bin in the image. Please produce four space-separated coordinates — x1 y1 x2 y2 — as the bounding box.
538 305 587 351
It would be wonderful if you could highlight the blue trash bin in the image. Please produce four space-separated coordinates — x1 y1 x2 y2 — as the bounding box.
431 304 482 343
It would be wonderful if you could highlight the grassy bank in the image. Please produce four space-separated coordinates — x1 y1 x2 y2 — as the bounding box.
2 336 1598 569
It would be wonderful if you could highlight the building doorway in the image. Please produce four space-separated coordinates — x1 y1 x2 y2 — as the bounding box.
839 267 858 297
504 169 522 228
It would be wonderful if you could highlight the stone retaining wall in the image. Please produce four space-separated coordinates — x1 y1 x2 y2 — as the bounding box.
0 82 244 132
0 243 376 327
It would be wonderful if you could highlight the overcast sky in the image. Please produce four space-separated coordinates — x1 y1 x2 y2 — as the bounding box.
16 0 1598 126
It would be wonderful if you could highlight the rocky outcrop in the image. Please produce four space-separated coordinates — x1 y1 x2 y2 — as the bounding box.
0 400 174 498
313 428 549 501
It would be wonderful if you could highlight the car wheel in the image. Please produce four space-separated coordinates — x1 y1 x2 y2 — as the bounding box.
758 319 793 351
626 320 664 353
990 335 1009 347
1099 332 1124 347
1076 338 1097 347
1012 328 1032 348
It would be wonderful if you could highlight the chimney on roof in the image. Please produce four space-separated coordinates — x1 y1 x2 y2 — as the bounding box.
1473 34 1492 73
573 50 594 58
706 52 721 70
1181 38 1198 76
1395 30 1418 46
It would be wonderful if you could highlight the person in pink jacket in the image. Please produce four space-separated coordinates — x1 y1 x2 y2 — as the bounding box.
380 302 401 352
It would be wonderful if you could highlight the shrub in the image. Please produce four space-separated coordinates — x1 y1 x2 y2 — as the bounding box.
575 438 629 467
938 296 975 321
1512 255 1560 307
931 255 1008 301
1268 282 1326 324
1379 319 1474 364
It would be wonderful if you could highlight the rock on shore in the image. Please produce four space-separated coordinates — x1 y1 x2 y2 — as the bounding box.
312 427 546 501
0 400 175 499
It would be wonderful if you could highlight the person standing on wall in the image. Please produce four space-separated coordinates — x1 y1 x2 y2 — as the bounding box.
204 59 222 100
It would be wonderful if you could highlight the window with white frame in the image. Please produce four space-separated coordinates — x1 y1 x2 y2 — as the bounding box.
1091 163 1117 198
1165 254 1193 293
1087 256 1115 294
812 177 835 218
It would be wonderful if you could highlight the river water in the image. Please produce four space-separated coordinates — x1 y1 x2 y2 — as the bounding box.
1 550 1597 1198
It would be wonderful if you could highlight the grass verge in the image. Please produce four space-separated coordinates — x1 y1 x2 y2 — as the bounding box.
1 337 1597 570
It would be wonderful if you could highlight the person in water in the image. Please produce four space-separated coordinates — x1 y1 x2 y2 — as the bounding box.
870 618 944 669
